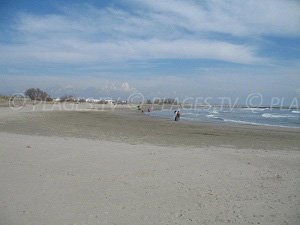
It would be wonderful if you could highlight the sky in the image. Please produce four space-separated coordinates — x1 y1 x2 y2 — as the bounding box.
0 0 300 104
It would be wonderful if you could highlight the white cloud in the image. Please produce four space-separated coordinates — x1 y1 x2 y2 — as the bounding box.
133 0 300 37
14 0 300 39
121 82 134 92
3 0 296 65
0 38 261 64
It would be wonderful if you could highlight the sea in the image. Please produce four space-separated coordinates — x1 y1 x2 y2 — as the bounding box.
147 107 300 129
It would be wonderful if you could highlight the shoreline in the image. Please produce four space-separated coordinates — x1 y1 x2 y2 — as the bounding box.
0 104 299 150
3 100 300 130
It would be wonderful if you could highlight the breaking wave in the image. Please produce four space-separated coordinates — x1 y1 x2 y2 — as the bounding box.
262 113 295 118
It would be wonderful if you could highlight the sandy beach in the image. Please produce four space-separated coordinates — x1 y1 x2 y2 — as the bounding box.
0 103 300 225
2 0 300 224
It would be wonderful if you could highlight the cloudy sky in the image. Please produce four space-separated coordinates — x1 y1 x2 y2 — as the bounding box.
0 0 300 103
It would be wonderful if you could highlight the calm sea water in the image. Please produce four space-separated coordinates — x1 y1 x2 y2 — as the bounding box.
147 107 300 128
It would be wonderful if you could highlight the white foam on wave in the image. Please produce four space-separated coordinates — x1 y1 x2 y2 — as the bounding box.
241 108 267 111
206 114 215 118
223 119 299 128
262 113 294 118
223 119 261 125
292 110 300 114
206 114 223 120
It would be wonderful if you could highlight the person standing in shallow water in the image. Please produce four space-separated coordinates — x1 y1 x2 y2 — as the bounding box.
175 111 180 121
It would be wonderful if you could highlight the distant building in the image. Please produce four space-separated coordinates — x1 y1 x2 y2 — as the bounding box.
118 100 127 105
86 98 100 103
104 99 115 104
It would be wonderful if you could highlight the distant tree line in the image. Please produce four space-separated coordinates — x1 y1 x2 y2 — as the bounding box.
25 88 52 101
152 98 178 105
60 95 76 102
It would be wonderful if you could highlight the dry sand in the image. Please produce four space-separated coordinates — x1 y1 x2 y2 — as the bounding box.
0 103 299 225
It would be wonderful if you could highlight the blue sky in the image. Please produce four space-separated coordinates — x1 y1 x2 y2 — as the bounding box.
0 0 300 103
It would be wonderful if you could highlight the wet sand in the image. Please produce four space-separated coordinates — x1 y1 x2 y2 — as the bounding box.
0 103 299 225
1 104 300 150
